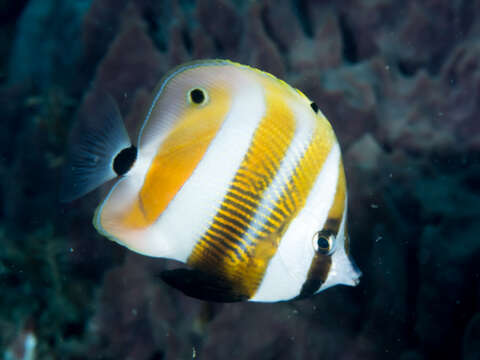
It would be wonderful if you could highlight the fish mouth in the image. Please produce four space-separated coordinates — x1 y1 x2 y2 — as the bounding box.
321 247 362 289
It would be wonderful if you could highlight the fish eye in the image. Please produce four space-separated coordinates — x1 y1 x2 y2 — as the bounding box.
188 88 208 105
310 102 319 114
313 230 335 255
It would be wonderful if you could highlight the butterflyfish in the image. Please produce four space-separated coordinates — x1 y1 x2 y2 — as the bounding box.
61 60 361 302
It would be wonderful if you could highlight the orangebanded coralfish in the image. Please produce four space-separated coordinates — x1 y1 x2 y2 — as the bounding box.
61 60 361 302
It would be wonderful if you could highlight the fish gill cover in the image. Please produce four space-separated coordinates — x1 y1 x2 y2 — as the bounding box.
0 0 479 359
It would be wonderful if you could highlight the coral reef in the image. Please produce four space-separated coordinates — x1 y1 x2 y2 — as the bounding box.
1 0 479 359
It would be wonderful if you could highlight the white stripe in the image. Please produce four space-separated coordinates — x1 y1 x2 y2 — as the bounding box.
251 143 341 302
243 91 316 241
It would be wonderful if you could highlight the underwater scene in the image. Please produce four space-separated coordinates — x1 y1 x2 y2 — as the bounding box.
1 0 480 359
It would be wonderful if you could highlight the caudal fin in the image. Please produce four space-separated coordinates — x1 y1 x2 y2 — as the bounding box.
60 91 132 202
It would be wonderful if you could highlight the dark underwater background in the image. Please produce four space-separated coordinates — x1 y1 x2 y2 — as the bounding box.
1 0 480 359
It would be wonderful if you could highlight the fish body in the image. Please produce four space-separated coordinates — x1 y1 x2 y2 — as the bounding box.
62 60 361 302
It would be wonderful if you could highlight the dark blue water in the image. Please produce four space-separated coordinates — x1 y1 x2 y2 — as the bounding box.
1 1 479 359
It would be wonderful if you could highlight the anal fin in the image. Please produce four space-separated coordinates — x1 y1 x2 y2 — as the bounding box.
160 268 248 302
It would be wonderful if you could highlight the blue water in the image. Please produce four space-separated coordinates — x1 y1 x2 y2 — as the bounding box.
1 1 479 359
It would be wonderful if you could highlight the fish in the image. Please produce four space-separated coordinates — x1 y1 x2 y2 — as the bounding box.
61 59 361 302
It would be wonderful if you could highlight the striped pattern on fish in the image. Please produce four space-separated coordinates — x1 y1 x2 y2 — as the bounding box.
62 60 361 302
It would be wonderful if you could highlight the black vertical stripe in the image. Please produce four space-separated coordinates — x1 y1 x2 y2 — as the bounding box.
297 216 342 298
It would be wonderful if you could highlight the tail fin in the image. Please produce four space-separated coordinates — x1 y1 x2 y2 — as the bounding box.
60 91 131 202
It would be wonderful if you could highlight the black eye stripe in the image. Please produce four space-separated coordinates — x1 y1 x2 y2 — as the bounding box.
314 230 334 255
310 102 319 113
317 236 330 250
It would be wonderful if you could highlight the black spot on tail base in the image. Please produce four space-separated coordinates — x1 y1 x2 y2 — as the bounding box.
113 145 137 176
